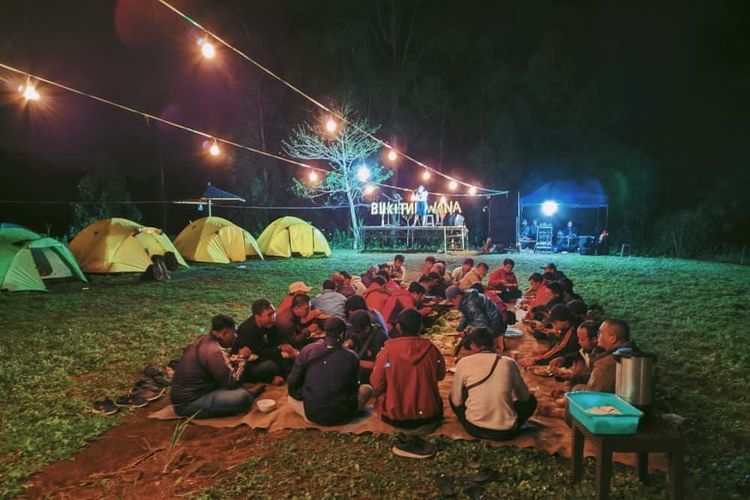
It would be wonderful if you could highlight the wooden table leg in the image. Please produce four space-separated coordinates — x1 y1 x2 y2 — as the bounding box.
571 425 585 484
595 440 612 500
637 452 650 484
668 448 685 500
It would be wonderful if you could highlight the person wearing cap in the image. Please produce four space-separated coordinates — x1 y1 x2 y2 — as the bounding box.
446 284 507 354
344 310 389 384
519 304 580 368
371 309 445 458
287 317 373 426
540 263 566 282
451 258 475 284
458 262 489 291
278 281 312 314
488 258 523 302
449 327 537 440
312 279 347 317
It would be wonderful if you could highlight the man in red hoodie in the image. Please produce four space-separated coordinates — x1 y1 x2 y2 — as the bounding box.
364 276 391 316
371 309 446 458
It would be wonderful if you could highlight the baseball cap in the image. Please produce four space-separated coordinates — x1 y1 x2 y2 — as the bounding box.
288 281 311 294
445 285 464 301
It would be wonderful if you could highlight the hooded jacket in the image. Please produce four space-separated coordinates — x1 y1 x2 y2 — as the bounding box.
364 283 391 315
457 289 507 337
370 336 446 422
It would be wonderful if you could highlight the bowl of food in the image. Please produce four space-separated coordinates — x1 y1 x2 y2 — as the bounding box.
256 399 276 413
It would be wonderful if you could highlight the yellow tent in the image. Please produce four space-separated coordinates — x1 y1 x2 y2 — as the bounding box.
68 218 188 273
173 216 263 263
256 216 332 258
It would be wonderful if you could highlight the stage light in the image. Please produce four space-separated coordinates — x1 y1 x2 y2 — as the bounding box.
422 170 431 181
387 149 398 162
468 186 478 196
448 180 458 190
325 117 338 133
541 200 559 216
308 170 319 182
357 165 371 182
209 141 221 157
198 37 216 59
363 184 376 195
19 83 40 101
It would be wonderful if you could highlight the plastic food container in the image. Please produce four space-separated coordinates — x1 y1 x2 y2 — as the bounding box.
566 391 643 435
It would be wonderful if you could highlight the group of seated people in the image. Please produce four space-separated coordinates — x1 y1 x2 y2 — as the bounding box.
169 255 635 458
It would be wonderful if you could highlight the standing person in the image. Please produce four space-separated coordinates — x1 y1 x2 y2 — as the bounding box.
171 314 262 419
446 285 507 353
287 317 372 426
459 262 489 290
311 279 347 317
449 328 537 440
451 258 475 284
488 258 523 302
234 299 296 385
413 185 429 226
371 309 446 458
390 254 406 282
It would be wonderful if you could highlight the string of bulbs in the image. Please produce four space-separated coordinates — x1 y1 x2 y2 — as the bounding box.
155 0 507 196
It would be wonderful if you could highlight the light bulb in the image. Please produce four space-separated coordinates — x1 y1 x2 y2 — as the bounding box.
422 170 431 181
387 149 398 162
209 142 221 156
448 180 458 190
325 118 337 133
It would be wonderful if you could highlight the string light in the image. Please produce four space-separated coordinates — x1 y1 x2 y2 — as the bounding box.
356 165 371 182
308 170 319 182
19 81 40 101
198 37 216 59
468 186 478 196
325 117 337 133
209 141 221 156
387 149 398 162
448 180 458 191
422 170 431 181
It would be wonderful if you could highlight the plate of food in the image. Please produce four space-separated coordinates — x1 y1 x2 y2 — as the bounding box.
504 328 523 338
529 365 556 377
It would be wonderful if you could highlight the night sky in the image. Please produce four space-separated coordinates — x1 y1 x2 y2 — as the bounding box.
1 0 748 249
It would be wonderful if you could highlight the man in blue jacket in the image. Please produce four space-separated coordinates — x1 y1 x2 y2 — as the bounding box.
446 285 507 354
287 317 373 426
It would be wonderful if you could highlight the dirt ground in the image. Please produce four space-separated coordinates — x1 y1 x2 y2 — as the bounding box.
25 401 286 499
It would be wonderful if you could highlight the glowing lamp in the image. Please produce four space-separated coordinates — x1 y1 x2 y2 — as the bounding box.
541 200 559 216
448 180 458 191
422 170 431 181
387 149 398 162
308 171 319 182
356 165 371 182
325 118 337 133
199 38 216 59
363 184 376 195
468 186 477 196
20 84 40 101
209 141 221 157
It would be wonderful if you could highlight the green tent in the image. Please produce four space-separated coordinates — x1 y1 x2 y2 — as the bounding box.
0 225 87 292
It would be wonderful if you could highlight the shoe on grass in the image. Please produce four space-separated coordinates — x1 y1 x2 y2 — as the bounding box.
392 435 437 459
93 398 119 416
151 374 171 387
132 386 165 402
115 394 148 408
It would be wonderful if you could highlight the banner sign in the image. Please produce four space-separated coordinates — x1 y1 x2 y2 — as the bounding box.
370 200 462 216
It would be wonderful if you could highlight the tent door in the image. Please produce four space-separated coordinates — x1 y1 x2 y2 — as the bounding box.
31 247 74 279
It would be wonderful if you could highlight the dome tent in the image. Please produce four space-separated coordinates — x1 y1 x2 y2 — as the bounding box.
173 216 263 263
257 216 332 258
68 218 188 273
0 224 87 292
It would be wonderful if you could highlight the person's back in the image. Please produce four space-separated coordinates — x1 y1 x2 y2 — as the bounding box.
459 289 506 336
312 280 347 317
171 335 233 405
364 280 391 314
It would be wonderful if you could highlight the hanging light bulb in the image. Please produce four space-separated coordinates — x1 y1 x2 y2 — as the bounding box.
363 184 376 195
468 186 478 196
387 149 398 162
325 117 338 133
357 165 371 182
422 170 431 181
198 37 216 59
19 81 40 101
209 141 221 157
448 180 458 191
308 170 319 182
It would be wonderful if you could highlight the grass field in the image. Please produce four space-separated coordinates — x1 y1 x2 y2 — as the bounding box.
1 251 748 498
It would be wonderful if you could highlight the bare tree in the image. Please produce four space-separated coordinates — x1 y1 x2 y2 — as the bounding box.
282 106 391 249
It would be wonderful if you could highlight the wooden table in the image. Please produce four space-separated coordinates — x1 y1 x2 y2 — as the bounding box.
569 414 685 500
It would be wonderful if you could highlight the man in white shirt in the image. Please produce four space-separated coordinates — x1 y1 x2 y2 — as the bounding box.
449 327 537 440
450 257 474 283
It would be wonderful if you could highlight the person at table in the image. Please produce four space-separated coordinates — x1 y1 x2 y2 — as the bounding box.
583 318 633 393
520 273 552 310
550 320 600 385
344 295 389 337
540 262 566 282
276 293 327 349
311 279 347 317
345 310 389 384
234 299 295 385
371 309 446 458
519 304 580 367
287 317 373 426
277 281 312 314
488 258 522 302
451 257 474 283
171 314 262 419
449 327 537 441
458 262 488 291
390 254 406 282
446 285 507 354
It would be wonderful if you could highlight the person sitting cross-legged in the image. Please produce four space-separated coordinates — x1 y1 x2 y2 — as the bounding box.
276 293 325 350
312 279 348 317
449 327 537 440
488 258 523 302
171 314 262 419
371 309 446 458
287 317 373 426
458 262 489 291
451 257 474 284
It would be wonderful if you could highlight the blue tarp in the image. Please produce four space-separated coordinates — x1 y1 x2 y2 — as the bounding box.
201 183 245 202
520 179 608 208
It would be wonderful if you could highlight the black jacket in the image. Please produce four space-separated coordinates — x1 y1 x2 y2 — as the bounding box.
457 289 507 337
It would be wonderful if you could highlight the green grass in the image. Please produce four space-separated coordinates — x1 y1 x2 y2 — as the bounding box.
1 251 749 497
